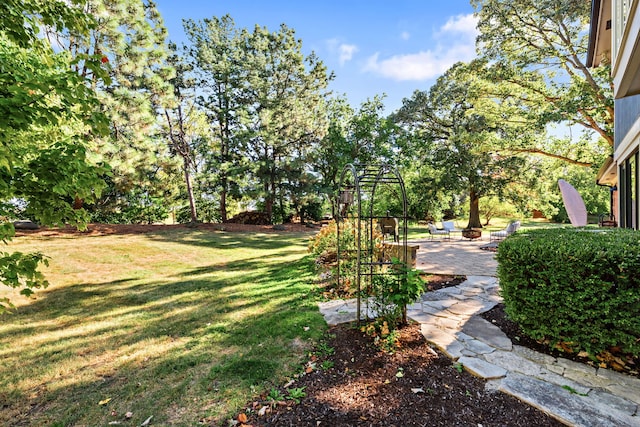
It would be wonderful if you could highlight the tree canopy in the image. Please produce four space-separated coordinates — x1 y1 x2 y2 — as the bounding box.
0 0 110 310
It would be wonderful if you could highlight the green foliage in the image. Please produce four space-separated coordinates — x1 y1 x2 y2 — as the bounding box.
395 60 531 228
361 319 399 353
0 1 109 303
286 387 306 404
497 228 640 357
267 388 285 403
478 197 519 226
0 251 49 313
472 0 613 147
370 259 426 326
176 196 221 224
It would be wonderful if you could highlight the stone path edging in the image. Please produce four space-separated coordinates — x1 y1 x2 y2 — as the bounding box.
318 276 640 426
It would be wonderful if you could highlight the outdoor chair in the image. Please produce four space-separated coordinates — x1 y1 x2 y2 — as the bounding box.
442 220 463 238
489 220 520 242
427 223 450 241
379 217 399 242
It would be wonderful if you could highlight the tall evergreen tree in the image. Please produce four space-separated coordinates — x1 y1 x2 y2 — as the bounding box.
243 24 331 222
183 16 248 222
47 0 177 221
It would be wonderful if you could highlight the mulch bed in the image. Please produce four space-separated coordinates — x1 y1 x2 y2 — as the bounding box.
236 274 563 427
481 304 639 379
244 322 563 427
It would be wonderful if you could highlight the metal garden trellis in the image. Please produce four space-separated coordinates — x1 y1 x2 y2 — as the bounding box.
336 163 408 325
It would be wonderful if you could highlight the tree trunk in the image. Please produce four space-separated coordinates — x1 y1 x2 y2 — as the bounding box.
466 189 483 229
220 186 228 222
183 156 197 223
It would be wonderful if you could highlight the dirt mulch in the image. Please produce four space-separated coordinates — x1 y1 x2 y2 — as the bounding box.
244 322 563 427
481 304 639 379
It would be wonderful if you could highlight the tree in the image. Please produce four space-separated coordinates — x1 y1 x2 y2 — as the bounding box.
312 96 355 217
183 15 249 222
0 0 109 310
395 61 529 229
312 96 397 217
242 23 331 222
472 0 613 156
48 0 178 222
163 43 212 223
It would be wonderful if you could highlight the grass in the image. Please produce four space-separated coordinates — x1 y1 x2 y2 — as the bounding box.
0 227 326 426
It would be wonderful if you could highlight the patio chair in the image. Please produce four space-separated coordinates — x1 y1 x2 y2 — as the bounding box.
427 223 450 241
442 220 463 238
379 216 399 242
489 220 520 242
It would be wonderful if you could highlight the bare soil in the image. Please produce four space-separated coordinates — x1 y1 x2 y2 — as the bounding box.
245 322 564 427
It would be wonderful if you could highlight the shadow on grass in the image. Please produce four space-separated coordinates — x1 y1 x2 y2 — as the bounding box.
0 250 327 426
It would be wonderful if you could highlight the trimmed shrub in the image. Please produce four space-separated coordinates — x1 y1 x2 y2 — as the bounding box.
497 228 640 357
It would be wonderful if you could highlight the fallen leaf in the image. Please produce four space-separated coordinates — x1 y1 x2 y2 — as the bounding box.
305 366 313 374
303 326 310 331
411 388 425 394
140 415 153 426
258 406 268 416
98 398 112 406
125 412 133 419
238 413 248 423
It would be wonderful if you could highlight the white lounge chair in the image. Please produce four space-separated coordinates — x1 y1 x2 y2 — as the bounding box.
490 220 520 242
427 223 450 240
442 220 463 238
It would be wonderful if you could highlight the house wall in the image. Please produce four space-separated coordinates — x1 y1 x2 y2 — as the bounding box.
614 95 640 152
612 0 640 228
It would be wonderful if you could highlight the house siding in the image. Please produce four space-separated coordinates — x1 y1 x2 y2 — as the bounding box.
614 94 640 151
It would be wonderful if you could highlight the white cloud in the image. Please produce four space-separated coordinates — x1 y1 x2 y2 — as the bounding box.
339 43 358 65
364 14 479 81
401 31 410 41
439 13 479 38
326 39 359 66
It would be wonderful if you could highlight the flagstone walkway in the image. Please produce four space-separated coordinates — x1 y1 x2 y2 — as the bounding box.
318 239 640 426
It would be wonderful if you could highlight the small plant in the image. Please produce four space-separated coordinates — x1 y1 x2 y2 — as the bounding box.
316 341 335 357
320 360 334 370
453 363 464 373
361 320 400 352
267 388 285 403
287 387 306 403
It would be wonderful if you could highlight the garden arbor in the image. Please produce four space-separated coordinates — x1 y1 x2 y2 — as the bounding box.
336 163 409 323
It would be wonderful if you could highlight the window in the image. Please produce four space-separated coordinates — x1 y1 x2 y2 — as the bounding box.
619 151 638 228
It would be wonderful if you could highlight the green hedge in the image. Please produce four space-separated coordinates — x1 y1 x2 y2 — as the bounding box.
496 228 640 357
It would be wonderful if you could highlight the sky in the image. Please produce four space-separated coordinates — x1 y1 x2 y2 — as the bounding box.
153 0 479 113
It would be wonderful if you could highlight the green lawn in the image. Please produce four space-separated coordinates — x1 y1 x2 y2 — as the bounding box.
0 227 326 426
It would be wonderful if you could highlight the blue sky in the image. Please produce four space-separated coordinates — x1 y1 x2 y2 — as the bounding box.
154 1 478 113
